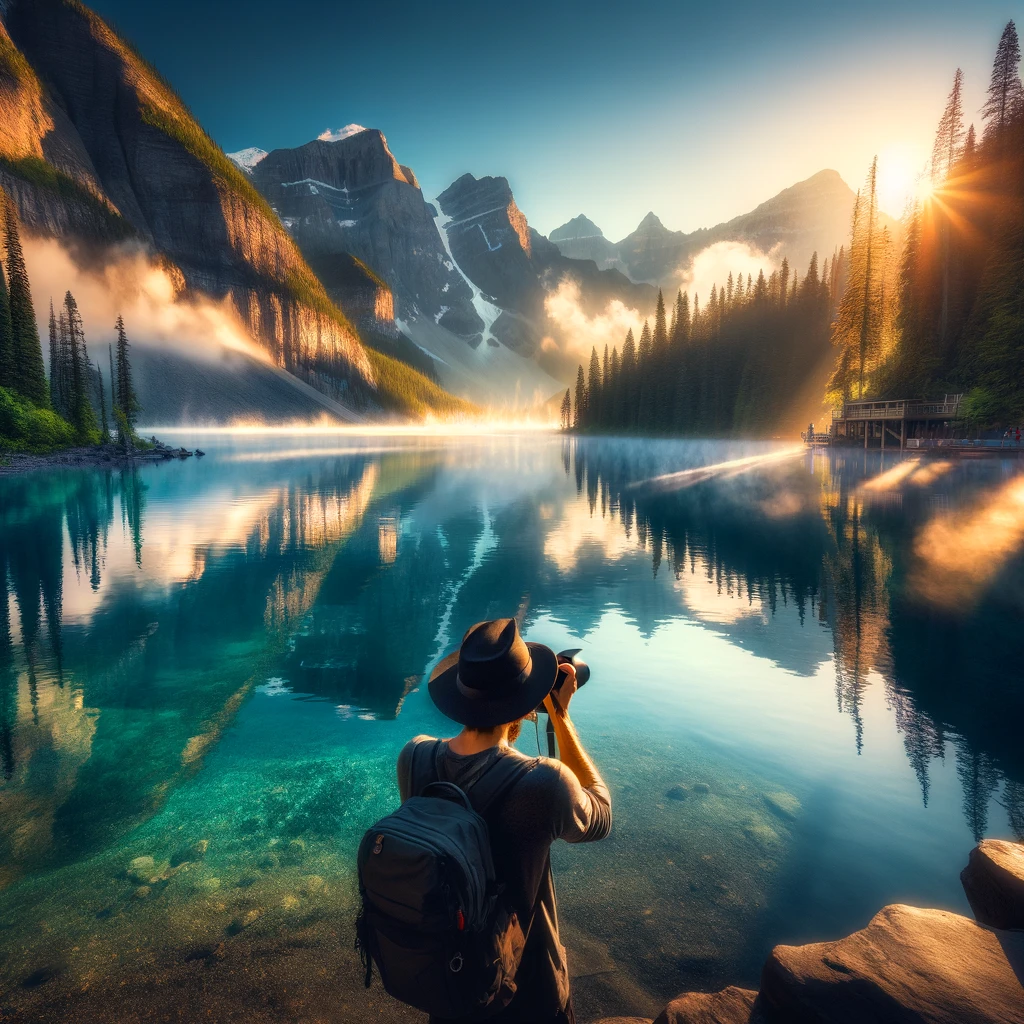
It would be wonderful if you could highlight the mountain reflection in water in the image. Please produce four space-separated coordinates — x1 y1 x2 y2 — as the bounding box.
0 434 1021 1022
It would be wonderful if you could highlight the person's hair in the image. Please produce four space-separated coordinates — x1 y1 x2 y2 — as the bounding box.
466 717 524 743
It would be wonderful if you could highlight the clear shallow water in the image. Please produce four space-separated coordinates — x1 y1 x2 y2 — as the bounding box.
0 434 1022 1021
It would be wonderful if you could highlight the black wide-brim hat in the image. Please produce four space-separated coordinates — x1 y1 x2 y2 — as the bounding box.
428 618 558 729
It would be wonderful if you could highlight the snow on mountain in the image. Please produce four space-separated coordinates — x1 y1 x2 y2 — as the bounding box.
227 147 268 173
318 124 367 142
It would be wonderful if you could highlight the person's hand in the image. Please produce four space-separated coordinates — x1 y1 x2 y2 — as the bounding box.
544 662 577 717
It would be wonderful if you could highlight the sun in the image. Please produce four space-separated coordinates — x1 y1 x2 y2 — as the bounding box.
876 144 930 218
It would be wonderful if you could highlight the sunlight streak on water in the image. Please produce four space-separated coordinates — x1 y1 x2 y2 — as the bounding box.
629 445 804 491
911 472 1024 610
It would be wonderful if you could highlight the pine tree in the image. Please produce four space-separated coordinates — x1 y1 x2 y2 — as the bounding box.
620 328 636 429
47 301 61 415
608 346 621 428
109 344 117 420
932 68 965 181
3 195 48 406
828 160 891 402
0 259 12 390
97 363 110 443
982 21 1022 145
114 315 140 432
587 346 602 428
963 123 977 166
63 291 97 441
601 345 610 428
573 364 586 430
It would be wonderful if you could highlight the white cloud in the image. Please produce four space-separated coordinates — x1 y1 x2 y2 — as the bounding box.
24 237 273 367
318 124 367 143
675 240 781 305
543 277 646 363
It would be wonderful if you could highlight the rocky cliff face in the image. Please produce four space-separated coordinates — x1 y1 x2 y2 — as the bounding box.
0 0 374 406
437 172 656 370
251 131 482 342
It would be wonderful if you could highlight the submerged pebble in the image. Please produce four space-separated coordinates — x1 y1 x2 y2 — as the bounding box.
126 855 168 885
170 839 209 867
133 885 151 899
227 908 263 934
763 791 801 822
666 785 689 801
692 783 712 796
300 874 326 896
281 838 306 865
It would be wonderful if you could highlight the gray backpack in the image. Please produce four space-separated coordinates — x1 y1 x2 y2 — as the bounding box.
356 741 534 1019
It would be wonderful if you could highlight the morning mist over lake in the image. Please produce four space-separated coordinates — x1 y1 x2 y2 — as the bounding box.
0 2 1022 1022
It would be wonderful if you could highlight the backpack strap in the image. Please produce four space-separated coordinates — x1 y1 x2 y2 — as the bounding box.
464 753 535 816
410 738 444 796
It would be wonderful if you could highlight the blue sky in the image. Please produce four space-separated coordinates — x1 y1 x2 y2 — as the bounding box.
91 0 1015 239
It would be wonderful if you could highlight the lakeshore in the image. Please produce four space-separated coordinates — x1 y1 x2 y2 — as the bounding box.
0 434 1021 1023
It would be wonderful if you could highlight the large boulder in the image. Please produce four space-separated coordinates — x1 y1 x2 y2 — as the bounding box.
961 839 1024 930
760 904 1024 1023
653 986 763 1023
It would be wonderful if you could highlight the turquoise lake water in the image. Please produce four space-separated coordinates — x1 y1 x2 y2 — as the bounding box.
0 433 1021 1021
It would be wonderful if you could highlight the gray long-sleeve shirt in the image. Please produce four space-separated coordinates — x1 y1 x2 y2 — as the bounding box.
397 735 612 1022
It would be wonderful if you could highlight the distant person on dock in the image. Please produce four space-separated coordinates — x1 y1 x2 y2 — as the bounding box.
360 619 611 1024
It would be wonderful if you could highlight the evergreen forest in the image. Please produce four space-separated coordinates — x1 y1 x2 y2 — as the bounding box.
569 20 1024 435
0 188 141 453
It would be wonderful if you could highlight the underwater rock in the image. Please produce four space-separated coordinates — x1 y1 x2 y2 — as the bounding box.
666 785 689 801
300 874 327 896
961 839 1024 930
257 851 281 871
21 963 64 989
653 986 761 1023
195 876 221 893
741 823 779 849
282 838 306 865
691 783 711 796
762 792 800 822
133 885 151 899
126 855 168 885
226 908 263 935
760 904 1024 1023
170 839 209 867
237 871 261 888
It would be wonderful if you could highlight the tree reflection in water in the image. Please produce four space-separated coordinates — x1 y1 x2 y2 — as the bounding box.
567 438 1024 842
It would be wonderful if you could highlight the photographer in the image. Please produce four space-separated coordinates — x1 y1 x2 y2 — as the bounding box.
397 618 612 1024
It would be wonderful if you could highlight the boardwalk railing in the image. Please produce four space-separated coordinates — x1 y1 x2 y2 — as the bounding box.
832 395 964 421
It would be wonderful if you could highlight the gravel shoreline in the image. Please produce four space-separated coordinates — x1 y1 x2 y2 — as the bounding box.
0 440 203 477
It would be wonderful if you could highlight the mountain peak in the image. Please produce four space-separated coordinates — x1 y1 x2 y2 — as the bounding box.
549 214 604 242
638 211 665 231
226 147 268 173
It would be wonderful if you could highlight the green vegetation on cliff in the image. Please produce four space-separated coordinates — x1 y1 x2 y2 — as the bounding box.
366 349 476 419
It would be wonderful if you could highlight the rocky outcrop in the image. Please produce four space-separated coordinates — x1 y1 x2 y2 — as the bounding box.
760 904 1023 1023
961 839 1024 930
627 843 1024 1024
437 172 656 369
250 130 481 342
549 214 626 272
653 987 761 1024
1 0 374 406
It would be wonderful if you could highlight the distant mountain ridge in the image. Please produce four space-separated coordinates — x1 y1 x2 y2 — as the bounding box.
550 170 898 287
